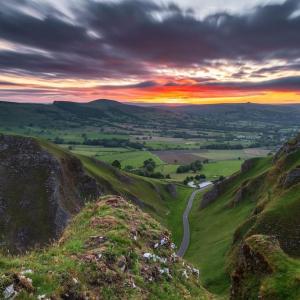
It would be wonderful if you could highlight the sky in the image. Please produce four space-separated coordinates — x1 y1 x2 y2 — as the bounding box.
0 0 300 104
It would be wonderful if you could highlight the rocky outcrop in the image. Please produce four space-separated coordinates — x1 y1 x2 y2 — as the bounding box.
230 186 247 207
0 196 209 299
0 135 102 252
201 158 258 209
230 235 275 299
229 174 265 208
201 176 235 209
166 183 177 198
201 182 223 209
280 166 300 189
241 158 257 173
273 133 300 162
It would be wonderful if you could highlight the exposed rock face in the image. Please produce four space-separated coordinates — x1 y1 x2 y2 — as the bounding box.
201 176 235 209
274 133 300 162
201 182 223 209
281 166 300 189
229 174 265 208
241 158 256 173
230 235 275 299
166 183 177 198
0 135 102 252
201 158 260 209
231 186 247 207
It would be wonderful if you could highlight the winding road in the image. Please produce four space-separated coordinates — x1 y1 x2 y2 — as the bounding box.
177 184 212 257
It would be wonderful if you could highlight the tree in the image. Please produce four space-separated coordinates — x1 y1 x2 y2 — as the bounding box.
54 137 64 144
176 165 190 173
219 175 225 181
190 160 203 172
143 158 156 172
112 160 121 169
124 165 134 172
150 172 164 179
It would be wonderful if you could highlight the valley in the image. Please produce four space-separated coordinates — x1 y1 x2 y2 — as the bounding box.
1 0 300 298
0 100 300 299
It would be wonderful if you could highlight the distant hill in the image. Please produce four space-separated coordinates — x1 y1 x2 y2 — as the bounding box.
169 102 300 126
1 100 300 131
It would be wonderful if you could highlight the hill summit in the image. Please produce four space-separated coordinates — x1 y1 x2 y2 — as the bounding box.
0 196 211 299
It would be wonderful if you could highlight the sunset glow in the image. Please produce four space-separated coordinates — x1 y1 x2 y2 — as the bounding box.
0 0 299 104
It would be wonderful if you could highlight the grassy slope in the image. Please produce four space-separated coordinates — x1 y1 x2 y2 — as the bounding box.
186 143 300 298
93 150 163 168
185 157 273 294
40 139 192 247
0 196 211 299
64 145 163 169
232 234 300 299
78 154 192 246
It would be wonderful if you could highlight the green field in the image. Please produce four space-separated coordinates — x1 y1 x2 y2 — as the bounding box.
164 159 243 181
192 148 270 161
64 145 245 182
2 127 129 144
62 145 260 184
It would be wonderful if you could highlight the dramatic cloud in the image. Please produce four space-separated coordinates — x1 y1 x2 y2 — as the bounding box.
206 76 300 91
0 0 299 103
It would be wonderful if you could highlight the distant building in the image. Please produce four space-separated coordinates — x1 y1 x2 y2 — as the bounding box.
199 181 213 189
187 181 197 188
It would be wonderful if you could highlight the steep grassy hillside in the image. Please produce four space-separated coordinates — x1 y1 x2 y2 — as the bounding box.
0 134 192 253
186 134 300 298
231 235 300 299
0 135 102 253
41 139 193 245
73 154 192 246
0 196 212 299
39 138 193 246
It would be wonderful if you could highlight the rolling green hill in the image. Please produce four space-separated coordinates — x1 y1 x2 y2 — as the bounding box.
1 100 300 134
186 134 300 298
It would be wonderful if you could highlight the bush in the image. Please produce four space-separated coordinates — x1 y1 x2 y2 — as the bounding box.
143 159 156 172
177 160 203 173
112 160 121 169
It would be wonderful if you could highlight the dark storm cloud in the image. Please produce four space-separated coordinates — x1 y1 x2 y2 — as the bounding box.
98 80 158 89
206 76 300 91
0 0 299 79
79 0 300 63
0 50 149 79
0 81 21 86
